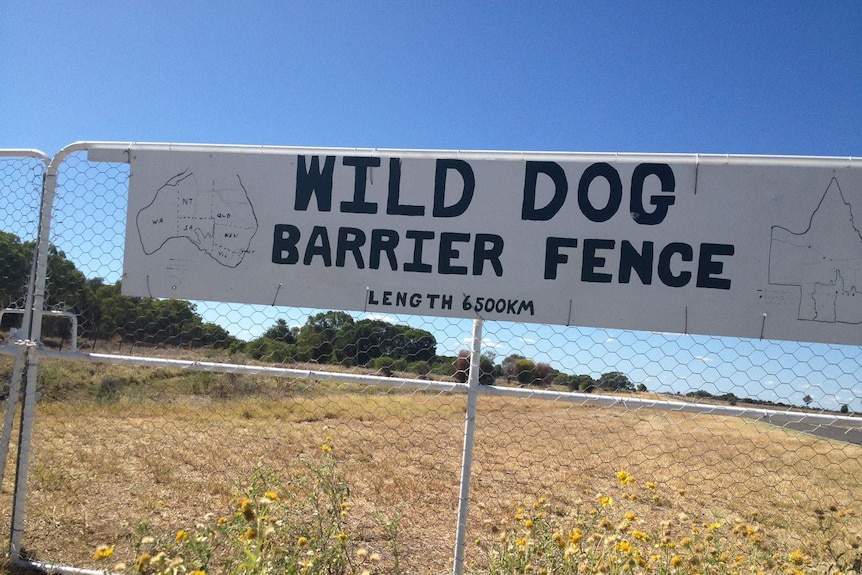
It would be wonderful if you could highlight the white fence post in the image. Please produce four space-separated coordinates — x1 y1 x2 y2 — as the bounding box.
452 318 483 575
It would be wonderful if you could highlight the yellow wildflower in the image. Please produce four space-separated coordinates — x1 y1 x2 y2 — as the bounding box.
135 553 151 570
190 571 207 575
264 491 280 501
632 530 649 541
93 545 114 561
337 532 347 542
298 536 309 547
569 528 583 544
321 444 332 453
788 549 809 565
670 555 682 567
646 481 656 490
241 527 257 540
600 496 613 507
524 518 535 529
239 497 255 521
617 470 635 486
553 532 565 548
176 529 189 544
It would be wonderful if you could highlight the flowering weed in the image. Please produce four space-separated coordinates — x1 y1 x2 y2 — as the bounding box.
99 442 399 575
474 471 860 575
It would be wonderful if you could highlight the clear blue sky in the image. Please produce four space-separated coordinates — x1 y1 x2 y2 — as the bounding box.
3 2 860 158
2 2 861 409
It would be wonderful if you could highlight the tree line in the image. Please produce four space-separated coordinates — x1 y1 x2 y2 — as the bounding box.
0 230 639 390
0 231 232 348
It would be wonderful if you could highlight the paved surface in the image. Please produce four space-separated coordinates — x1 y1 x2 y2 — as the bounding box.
751 412 862 446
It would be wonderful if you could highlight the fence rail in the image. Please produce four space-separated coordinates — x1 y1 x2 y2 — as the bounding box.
1 143 860 575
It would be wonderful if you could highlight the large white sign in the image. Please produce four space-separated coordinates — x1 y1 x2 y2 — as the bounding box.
123 147 862 345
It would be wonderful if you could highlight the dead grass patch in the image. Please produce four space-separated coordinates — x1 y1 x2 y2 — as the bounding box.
0 359 858 573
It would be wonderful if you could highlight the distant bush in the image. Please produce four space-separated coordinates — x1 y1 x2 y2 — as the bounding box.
245 338 300 364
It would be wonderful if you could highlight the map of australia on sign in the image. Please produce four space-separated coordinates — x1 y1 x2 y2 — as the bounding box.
770 178 862 324
136 169 258 268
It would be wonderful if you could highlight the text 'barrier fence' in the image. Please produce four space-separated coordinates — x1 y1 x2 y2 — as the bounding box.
0 143 860 575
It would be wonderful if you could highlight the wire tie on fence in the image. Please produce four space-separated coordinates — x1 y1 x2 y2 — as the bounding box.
364 287 369 312
463 292 484 320
694 155 700 195
760 313 767 339
684 306 688 334
272 283 283 306
146 275 152 298
566 299 572 326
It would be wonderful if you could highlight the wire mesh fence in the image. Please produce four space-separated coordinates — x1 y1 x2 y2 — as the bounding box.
0 150 49 563
1 146 861 574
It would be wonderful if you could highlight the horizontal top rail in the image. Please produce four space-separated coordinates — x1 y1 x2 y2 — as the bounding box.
35 348 862 429
0 149 50 164
50 140 862 169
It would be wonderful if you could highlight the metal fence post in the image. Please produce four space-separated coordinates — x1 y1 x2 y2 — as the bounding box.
452 318 483 575
0 150 48 491
9 160 57 559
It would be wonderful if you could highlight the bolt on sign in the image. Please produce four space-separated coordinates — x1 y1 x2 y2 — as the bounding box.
121 146 862 345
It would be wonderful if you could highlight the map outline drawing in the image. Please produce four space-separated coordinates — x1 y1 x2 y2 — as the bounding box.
768 177 862 325
136 168 259 269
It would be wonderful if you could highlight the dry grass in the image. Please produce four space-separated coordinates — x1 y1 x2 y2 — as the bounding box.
0 358 860 573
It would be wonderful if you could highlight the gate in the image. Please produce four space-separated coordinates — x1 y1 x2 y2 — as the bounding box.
2 143 861 575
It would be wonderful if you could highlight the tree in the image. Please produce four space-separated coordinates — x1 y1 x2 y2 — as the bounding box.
501 354 527 381
556 373 597 392
0 231 33 308
263 319 298 344
451 350 497 385
514 358 540 386
840 404 850 414
596 371 635 392
334 319 392 365
479 354 499 385
535 362 557 386
389 326 437 362
296 311 354 362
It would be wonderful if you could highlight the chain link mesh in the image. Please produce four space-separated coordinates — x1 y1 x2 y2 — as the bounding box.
2 149 861 573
